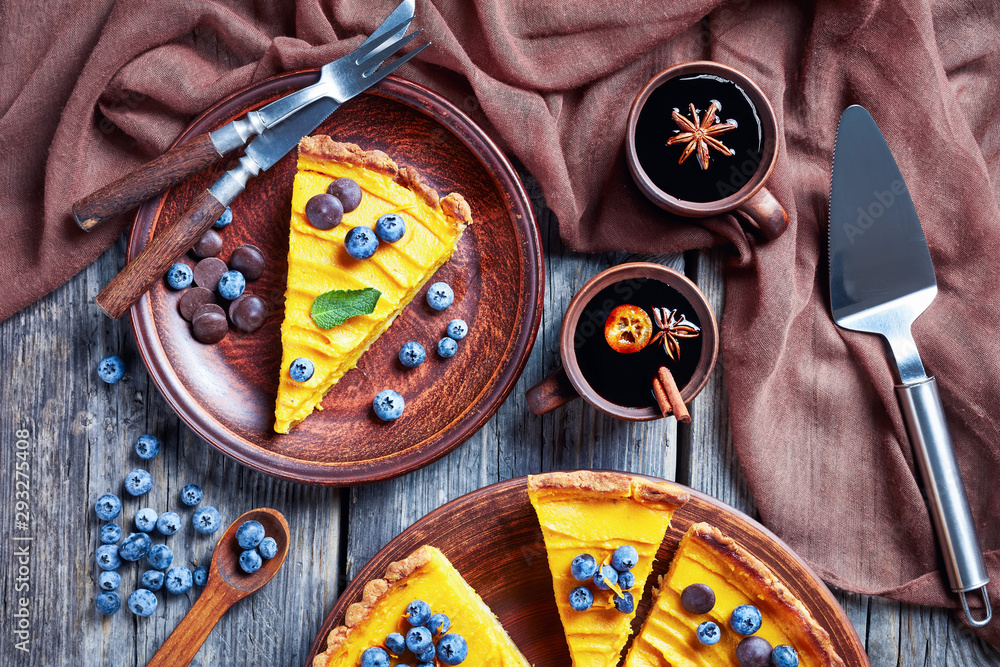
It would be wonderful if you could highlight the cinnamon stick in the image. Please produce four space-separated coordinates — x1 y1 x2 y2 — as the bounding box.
652 377 672 417
657 366 690 423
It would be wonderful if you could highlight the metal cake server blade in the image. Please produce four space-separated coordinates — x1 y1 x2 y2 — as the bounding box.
829 104 991 626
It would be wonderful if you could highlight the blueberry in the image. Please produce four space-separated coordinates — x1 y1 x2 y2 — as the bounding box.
385 632 406 656
437 633 468 665
147 544 174 571
118 532 152 561
345 226 379 260
696 620 721 645
730 603 763 636
427 612 451 636
97 355 125 383
165 566 193 594
213 206 233 229
258 536 278 560
375 213 405 243
98 571 121 591
96 544 121 571
290 357 314 382
426 282 454 310
135 434 160 460
134 508 158 533
416 663 433 667
416 644 436 664
95 494 122 521
193 506 222 534
570 553 598 581
180 483 203 506
156 511 181 536
613 590 635 614
124 469 153 497
373 389 405 421
611 545 639 572
771 645 799 667
167 263 194 289
736 636 773 667
218 270 246 300
568 586 593 611
593 564 618 590
100 523 122 544
680 583 716 614
360 647 390 667
437 337 457 358
239 548 262 574
96 591 121 615
618 570 635 590
405 626 432 653
398 341 426 368
405 599 432 626
446 319 468 340
193 566 208 586
141 570 164 591
236 520 265 549
128 589 158 617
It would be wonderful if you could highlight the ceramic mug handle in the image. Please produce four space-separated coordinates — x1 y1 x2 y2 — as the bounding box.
526 367 579 415
737 186 789 240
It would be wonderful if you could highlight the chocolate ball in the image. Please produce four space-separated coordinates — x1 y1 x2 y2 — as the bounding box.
228 294 268 333
191 229 223 258
178 287 215 321
192 257 228 291
229 244 265 281
191 309 228 344
327 177 362 212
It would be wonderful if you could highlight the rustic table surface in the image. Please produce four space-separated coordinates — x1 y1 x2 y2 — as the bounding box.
1 172 998 666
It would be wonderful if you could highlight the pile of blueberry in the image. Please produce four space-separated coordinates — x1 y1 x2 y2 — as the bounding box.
165 206 271 344
92 433 220 617
681 583 799 667
234 520 279 574
568 545 639 614
360 600 469 667
369 288 469 423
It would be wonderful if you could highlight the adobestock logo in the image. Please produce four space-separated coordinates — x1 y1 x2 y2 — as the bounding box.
715 148 763 198
842 179 906 244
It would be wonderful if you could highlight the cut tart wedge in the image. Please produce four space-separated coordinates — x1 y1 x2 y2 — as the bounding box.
623 522 846 667
275 137 472 433
527 471 689 667
311 545 530 667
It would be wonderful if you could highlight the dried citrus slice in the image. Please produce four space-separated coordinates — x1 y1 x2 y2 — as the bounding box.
604 304 653 353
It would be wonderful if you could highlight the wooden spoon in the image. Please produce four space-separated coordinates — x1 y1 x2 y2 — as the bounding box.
146 507 290 667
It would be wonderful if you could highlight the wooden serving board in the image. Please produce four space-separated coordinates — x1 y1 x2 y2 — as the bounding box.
307 474 870 666
128 73 543 486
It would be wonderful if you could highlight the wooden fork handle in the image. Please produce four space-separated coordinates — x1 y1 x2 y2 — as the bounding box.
146 579 244 667
96 188 226 319
72 133 222 231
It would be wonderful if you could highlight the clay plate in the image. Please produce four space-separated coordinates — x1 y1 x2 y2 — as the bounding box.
128 73 543 485
306 474 870 666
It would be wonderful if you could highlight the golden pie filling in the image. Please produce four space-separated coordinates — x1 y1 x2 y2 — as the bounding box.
312 545 530 667
275 137 471 433
528 471 689 667
623 522 846 667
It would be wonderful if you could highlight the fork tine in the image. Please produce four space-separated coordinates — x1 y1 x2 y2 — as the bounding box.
361 41 429 83
356 29 422 73
350 15 414 66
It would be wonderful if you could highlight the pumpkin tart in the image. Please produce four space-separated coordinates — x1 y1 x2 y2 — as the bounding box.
275 136 472 433
311 545 530 667
527 471 689 667
623 522 846 666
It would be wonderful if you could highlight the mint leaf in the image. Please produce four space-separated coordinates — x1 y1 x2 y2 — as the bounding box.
311 288 381 329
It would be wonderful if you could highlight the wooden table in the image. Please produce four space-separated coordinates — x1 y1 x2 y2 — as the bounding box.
1 172 998 666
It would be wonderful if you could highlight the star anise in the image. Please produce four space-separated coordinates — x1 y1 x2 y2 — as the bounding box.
650 307 701 361
666 101 737 170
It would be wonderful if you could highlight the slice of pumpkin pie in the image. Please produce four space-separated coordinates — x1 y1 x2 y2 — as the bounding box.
275 137 472 433
527 470 689 667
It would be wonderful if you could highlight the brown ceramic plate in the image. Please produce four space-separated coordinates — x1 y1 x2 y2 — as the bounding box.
128 73 543 485
306 474 870 666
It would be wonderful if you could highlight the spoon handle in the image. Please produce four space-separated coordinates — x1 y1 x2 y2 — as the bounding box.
146 580 243 667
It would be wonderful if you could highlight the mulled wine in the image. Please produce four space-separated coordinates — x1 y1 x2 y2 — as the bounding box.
634 73 764 203
573 278 702 409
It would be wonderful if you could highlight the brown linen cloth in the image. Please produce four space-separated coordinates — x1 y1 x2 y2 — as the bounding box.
3 0 999 643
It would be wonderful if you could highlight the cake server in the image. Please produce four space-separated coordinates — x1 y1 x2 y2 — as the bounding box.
95 9 429 320
828 104 991 627
72 0 418 231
